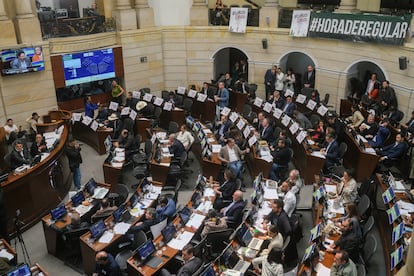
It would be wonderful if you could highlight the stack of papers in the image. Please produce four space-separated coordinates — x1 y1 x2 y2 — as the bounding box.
311 151 326 159
185 213 206 228
204 188 215 197
397 200 414 216
114 222 131 235
98 231 114 244
196 201 212 213
75 204 93 216
0 249 14 261
212 144 222 153
263 187 278 199
167 231 195 250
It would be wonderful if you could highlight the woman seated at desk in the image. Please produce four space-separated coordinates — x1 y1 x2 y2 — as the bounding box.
251 247 284 276
176 124 194 151
258 225 283 256
200 209 227 238
309 120 325 146
336 169 358 205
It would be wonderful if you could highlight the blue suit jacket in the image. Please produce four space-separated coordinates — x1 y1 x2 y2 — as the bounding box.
224 200 245 225
381 142 406 160
261 126 274 144
368 126 390 148
156 198 176 220
325 140 339 166
217 88 229 108
283 102 297 117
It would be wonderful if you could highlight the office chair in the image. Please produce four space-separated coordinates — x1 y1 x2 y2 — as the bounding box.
160 178 182 203
139 87 151 95
359 234 377 272
3 153 11 168
175 94 184 108
282 236 291 252
357 194 371 221
151 106 162 128
108 184 129 207
115 250 133 275
161 90 170 101
242 104 252 118
205 229 234 261
149 218 167 240
168 121 180 134
61 227 90 271
183 98 193 116
361 215 375 241
248 84 257 101
246 111 257 124
322 93 334 109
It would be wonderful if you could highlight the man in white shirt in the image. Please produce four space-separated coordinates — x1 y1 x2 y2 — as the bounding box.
279 181 296 217
287 169 303 194
176 124 194 150
4 119 25 145
218 138 249 179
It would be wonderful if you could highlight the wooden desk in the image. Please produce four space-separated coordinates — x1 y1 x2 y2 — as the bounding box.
37 120 65 134
159 108 185 130
72 121 112 155
229 90 248 113
191 98 217 123
135 118 151 142
375 174 411 275
147 129 171 185
103 163 122 186
80 182 161 276
343 130 379 182
1 124 72 236
291 139 325 185
0 127 8 172
41 185 107 256
0 239 16 264
245 145 272 179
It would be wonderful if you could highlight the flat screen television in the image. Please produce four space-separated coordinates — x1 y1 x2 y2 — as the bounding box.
62 48 115 86
1 46 45 76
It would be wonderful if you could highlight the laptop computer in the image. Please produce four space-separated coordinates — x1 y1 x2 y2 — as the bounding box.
135 240 164 269
50 205 67 221
89 220 107 240
227 251 250 273
241 229 264 251
161 223 176 244
6 263 31 276
112 204 126 223
71 190 85 207
85 178 97 195
179 206 191 225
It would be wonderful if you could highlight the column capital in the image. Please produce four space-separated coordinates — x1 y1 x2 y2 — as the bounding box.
116 0 132 10
135 0 149 9
192 0 207 6
0 0 9 20
337 0 357 12
264 0 279 7
15 0 35 19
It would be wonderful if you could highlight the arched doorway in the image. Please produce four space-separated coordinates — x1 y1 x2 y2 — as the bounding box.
279 51 316 92
345 61 386 100
213 47 249 83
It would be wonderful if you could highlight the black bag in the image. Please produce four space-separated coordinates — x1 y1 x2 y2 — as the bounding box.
290 213 303 243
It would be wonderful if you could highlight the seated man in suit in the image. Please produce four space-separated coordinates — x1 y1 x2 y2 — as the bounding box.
320 133 339 172
253 112 265 134
156 196 176 221
368 118 390 148
215 115 232 144
30 133 47 157
159 244 202 276
10 140 31 170
200 82 216 100
400 110 414 135
128 208 159 233
213 169 238 210
257 118 274 144
268 90 285 109
377 133 407 167
125 91 138 112
92 198 117 221
269 138 291 181
262 199 291 239
93 251 121 276
220 190 245 227
218 138 249 179
326 218 360 263
54 212 89 234
168 133 185 160
115 128 135 158
282 95 297 117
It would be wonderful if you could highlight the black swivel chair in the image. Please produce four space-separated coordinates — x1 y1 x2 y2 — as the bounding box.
168 121 180 134
359 234 377 272
61 227 90 271
357 194 371 221
205 229 234 261
108 184 129 207
182 98 193 116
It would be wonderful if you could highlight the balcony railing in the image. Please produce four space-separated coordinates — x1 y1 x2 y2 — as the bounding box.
209 7 259 26
40 16 116 39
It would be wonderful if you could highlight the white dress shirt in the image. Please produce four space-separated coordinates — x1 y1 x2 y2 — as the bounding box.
283 190 296 217
176 130 194 150
227 146 238 162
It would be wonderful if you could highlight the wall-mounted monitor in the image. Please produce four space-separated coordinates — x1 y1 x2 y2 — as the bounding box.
1 46 45 76
62 48 115 86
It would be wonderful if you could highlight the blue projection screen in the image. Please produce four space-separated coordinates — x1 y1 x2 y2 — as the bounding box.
62 48 115 86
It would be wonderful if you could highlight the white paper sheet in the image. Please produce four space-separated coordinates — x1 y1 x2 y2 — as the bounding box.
188 89 197 98
229 112 239 122
254 97 263 107
212 144 222 153
163 102 173 111
317 105 328 116
248 135 257 147
132 91 141 99
121 107 130 115
153 97 164 106
311 151 326 159
0 249 14 261
243 127 251 138
186 213 206 228
98 231 114 244
285 89 294 97
114 222 131 235
109 101 118 111
177 86 186 94
197 93 207 102
143 93 153 102
204 188 215 197
296 130 307 144
289 122 299 135
327 199 345 214
82 116 92 126
90 121 99 131
281 115 291 127
296 94 306 104
237 119 246 130
263 187 279 199
129 110 137 120
273 108 283 119
306 99 317 110
72 113 82 122
316 263 331 275
167 231 195 250
263 102 273 113
221 107 231 116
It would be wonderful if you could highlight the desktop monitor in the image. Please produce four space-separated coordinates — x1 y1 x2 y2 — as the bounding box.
390 245 404 271
129 192 140 207
198 129 205 141
112 204 126 223
161 223 176 243
386 205 401 224
301 243 316 264
136 240 156 261
392 222 405 245
199 264 216 276
90 220 107 239
241 228 253 246
50 205 67 221
382 187 396 205
71 191 85 207
313 186 325 202
85 178 97 195
6 263 31 276
309 223 321 242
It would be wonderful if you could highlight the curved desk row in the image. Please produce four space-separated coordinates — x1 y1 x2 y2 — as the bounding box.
1 122 72 236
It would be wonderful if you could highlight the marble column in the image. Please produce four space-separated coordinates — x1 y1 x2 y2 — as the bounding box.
113 0 137 30
135 0 154 28
260 0 279 28
190 0 208 26
338 0 357 13
14 0 41 43
0 0 16 45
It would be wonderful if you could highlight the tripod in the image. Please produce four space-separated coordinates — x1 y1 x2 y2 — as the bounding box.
13 210 31 265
